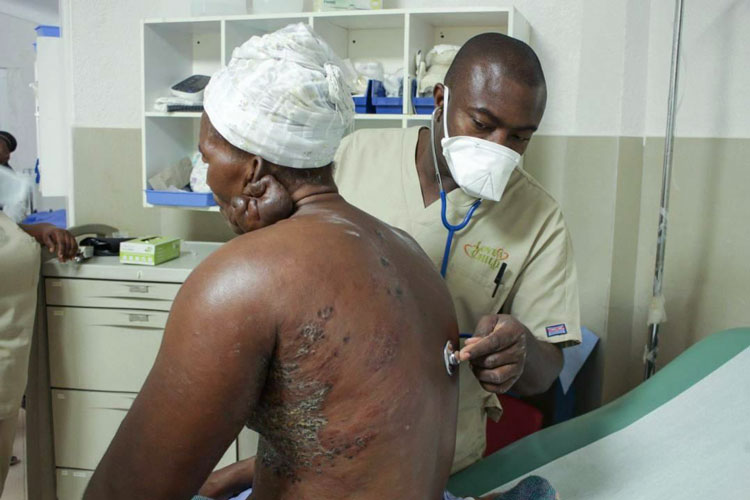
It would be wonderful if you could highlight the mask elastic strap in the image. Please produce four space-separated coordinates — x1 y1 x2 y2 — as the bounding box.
442 85 451 139
430 107 445 194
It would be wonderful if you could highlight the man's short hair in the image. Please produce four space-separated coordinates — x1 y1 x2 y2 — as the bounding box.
444 33 546 90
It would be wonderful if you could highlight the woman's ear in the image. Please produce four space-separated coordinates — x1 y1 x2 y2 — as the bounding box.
224 170 293 234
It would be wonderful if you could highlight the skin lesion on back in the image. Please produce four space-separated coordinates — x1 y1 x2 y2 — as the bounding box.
248 305 382 482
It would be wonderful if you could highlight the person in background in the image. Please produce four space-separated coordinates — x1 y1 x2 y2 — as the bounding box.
0 137 77 495
0 131 16 170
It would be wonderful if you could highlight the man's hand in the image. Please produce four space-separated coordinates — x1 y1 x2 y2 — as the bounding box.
20 223 78 262
459 314 564 396
458 314 528 394
198 456 255 500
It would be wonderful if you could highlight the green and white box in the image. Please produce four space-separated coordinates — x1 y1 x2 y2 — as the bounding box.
119 237 181 266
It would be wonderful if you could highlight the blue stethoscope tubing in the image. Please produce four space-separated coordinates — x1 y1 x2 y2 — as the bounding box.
431 108 482 340
439 190 481 278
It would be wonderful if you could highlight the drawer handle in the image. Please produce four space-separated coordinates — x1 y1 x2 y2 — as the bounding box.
127 285 150 294
128 313 150 322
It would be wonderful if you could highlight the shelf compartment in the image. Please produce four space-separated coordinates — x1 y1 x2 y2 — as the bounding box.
143 20 221 113
313 12 405 94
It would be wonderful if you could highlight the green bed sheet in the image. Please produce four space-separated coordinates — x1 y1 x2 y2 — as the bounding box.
447 327 750 497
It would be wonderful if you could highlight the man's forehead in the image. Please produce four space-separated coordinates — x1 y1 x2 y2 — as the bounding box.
455 65 545 126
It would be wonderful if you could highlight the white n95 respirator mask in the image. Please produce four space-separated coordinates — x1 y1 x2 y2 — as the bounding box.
440 86 520 202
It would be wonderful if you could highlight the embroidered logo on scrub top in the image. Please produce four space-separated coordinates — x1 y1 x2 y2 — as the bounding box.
546 324 568 337
463 241 509 271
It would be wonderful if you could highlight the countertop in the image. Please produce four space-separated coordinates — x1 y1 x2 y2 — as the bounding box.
42 241 223 282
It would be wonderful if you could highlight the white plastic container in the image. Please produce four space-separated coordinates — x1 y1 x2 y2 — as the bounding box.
252 0 304 14
191 0 249 16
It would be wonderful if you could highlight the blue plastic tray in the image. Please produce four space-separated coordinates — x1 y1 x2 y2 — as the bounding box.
371 80 403 114
412 80 435 114
352 80 376 114
412 96 435 114
145 190 217 207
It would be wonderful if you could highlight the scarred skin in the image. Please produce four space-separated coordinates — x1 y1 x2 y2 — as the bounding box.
83 115 460 500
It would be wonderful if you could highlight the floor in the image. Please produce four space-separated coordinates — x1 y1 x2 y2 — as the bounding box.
1 410 26 500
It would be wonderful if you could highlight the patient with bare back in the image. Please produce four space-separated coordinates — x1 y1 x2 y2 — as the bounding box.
83 24 555 500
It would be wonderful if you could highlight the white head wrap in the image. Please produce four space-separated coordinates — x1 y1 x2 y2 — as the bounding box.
204 23 355 169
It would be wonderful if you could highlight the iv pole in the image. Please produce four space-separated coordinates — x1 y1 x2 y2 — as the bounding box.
645 0 685 380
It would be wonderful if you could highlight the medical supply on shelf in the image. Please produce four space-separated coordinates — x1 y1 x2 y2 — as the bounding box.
252 0 304 14
148 157 192 192
192 0 247 16
119 236 182 266
315 0 382 11
170 74 210 102
418 45 460 96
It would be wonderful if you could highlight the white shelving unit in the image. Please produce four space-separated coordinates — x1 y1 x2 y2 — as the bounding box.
142 7 528 210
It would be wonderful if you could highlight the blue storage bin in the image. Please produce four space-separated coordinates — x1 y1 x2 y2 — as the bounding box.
412 96 435 115
371 80 403 114
35 25 60 37
412 79 435 114
22 209 67 228
145 190 217 207
352 80 376 114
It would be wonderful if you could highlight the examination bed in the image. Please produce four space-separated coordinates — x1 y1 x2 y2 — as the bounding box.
447 327 750 499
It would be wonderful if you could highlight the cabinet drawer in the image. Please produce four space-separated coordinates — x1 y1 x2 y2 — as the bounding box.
48 307 167 392
45 278 181 311
56 468 93 500
52 390 237 472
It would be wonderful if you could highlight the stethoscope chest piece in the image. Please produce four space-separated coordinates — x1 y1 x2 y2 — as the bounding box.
443 340 460 376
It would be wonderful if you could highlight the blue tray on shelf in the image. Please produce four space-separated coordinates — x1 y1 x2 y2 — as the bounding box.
145 190 216 207
371 80 403 114
352 80 375 114
412 79 435 114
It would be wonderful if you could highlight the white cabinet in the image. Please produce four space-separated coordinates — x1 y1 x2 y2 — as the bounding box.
52 389 237 497
141 7 529 210
56 469 93 500
52 389 137 470
48 307 167 392
45 278 181 310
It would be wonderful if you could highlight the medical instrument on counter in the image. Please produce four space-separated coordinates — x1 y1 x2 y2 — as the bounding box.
74 244 94 264
429 107 482 279
443 340 460 375
645 0 684 380
79 236 132 257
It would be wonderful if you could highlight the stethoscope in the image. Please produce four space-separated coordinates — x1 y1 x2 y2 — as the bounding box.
429 108 482 280
430 108 482 341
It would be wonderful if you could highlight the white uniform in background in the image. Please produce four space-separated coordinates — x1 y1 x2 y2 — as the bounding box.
0 212 40 493
335 127 582 472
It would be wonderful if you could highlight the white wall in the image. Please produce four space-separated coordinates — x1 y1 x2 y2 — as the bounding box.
66 0 191 128
0 12 39 173
644 0 750 138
